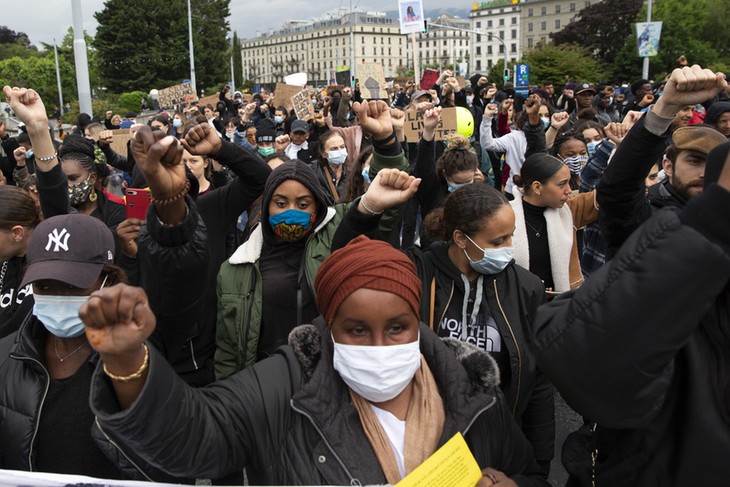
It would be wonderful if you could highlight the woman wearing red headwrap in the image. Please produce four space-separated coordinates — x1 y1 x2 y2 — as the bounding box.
79 236 548 486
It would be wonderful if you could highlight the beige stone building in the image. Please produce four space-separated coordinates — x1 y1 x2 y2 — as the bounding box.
417 13 472 71
469 3 522 72
240 9 409 86
520 0 600 51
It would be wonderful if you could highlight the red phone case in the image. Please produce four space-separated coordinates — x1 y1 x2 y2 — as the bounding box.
125 188 151 220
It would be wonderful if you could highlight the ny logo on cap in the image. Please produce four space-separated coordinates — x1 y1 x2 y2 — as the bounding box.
45 228 70 252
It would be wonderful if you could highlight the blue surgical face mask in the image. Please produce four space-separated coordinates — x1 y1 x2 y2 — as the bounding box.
464 235 513 275
586 141 599 157
172 118 182 128
26 148 34 160
466 95 474 105
361 166 372 184
274 115 284 124
33 275 108 338
446 178 473 193
540 117 550 130
327 148 348 166
258 146 275 157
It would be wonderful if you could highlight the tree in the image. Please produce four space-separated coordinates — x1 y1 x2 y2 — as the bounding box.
94 0 231 93
520 44 609 86
551 0 643 65
0 26 39 60
232 31 243 90
0 55 75 112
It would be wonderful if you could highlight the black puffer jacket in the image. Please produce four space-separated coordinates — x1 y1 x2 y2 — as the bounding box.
91 321 550 486
409 243 554 475
532 185 730 486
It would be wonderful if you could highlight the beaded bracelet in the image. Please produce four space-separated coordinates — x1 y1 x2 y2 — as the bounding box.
36 152 58 163
151 179 190 207
103 343 149 382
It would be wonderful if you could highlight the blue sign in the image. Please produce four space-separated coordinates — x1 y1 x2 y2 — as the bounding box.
516 64 529 87
253 84 261 93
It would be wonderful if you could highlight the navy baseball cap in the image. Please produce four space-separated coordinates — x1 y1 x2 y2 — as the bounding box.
21 214 115 289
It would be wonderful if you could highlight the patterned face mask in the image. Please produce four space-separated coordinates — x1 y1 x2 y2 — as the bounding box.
269 209 317 242
68 176 93 207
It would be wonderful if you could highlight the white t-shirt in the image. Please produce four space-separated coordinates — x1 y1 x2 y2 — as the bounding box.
370 404 407 479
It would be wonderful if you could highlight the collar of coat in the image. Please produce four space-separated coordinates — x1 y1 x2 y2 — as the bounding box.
227 207 337 265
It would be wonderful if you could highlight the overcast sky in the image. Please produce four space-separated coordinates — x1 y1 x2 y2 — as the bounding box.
5 0 407 48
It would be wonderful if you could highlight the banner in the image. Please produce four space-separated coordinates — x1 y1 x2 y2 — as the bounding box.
284 72 308 87
110 129 132 156
157 82 197 109
404 107 458 141
357 63 387 99
291 90 314 121
636 22 662 57
335 70 351 86
398 0 425 34
197 93 219 109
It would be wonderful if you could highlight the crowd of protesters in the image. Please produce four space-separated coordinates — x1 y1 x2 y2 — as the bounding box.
0 58 729 487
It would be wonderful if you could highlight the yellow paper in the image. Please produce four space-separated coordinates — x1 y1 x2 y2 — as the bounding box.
396 432 482 487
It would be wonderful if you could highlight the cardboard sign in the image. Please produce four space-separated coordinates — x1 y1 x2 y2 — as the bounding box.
404 107 458 141
456 76 466 89
109 129 132 156
335 70 351 87
357 63 387 99
197 93 219 109
421 69 440 90
291 90 314 121
275 83 303 110
157 82 197 109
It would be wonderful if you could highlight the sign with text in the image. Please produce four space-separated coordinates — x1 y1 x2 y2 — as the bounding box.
291 90 314 121
274 83 303 110
335 69 351 86
157 82 197 109
515 64 529 87
404 107 458 141
398 0 425 34
420 68 440 90
197 93 219 109
395 433 482 487
357 63 387 99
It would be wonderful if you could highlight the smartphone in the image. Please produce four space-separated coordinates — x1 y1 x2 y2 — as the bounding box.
125 188 151 220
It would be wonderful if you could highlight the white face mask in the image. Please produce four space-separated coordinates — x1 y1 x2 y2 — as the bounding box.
327 148 348 166
332 332 421 403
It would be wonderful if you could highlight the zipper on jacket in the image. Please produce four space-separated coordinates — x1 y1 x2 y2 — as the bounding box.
94 417 154 482
435 281 455 334
240 270 257 369
462 395 498 436
492 279 522 418
189 339 199 370
10 353 50 471
290 400 362 486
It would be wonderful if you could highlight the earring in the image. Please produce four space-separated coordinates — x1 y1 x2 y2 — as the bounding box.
536 191 541 196
89 190 98 202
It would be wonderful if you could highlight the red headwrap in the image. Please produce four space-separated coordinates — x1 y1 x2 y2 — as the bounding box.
315 235 422 325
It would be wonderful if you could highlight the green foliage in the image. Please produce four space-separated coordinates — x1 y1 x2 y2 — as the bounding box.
488 59 518 91
61 98 118 124
232 32 243 90
0 26 38 60
118 91 150 112
94 0 231 94
519 44 609 86
0 55 75 113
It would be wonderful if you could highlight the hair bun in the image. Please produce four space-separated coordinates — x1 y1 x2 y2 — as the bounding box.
512 174 524 188
446 133 471 152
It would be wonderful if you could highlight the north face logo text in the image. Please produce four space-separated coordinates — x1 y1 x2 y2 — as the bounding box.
45 228 70 252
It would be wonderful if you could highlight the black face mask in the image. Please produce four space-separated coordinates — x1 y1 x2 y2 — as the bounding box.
504 88 515 96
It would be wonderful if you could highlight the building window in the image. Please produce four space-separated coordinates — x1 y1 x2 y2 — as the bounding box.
511 43 516 53
476 34 481 42
476 46 481 55
541 21 547 30
487 59 493 68
512 29 517 39
541 6 547 14
585 0 591 6
499 45 504 54
512 17 517 25
477 21 481 28
528 8 533 16
476 60 482 70
528 23 533 31
555 4 561 13
362 47 365 55
570 2 576 11
499 18 505 26
555 19 561 28
487 20 493 28
499 31 504 40
528 38 533 48
488 45 493 55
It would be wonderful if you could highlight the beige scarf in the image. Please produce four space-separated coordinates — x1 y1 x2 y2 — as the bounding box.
350 356 446 484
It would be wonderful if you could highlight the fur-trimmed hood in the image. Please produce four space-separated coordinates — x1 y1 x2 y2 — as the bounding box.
288 321 500 393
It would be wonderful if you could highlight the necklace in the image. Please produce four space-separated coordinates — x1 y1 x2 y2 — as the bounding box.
54 338 89 362
525 220 545 238
0 260 7 293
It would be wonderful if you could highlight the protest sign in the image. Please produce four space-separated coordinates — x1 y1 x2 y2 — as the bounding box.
197 93 219 109
397 0 425 34
291 90 314 121
274 83 303 110
404 107 458 141
357 63 387 99
157 82 197 109
421 69 440 90
110 129 132 156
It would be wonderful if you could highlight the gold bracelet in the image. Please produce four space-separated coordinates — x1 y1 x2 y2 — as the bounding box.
103 343 149 382
151 179 190 207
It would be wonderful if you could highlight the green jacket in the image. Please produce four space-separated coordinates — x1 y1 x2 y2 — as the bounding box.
215 148 410 380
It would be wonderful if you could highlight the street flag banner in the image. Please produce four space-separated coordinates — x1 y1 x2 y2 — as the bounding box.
636 22 662 57
398 0 425 34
